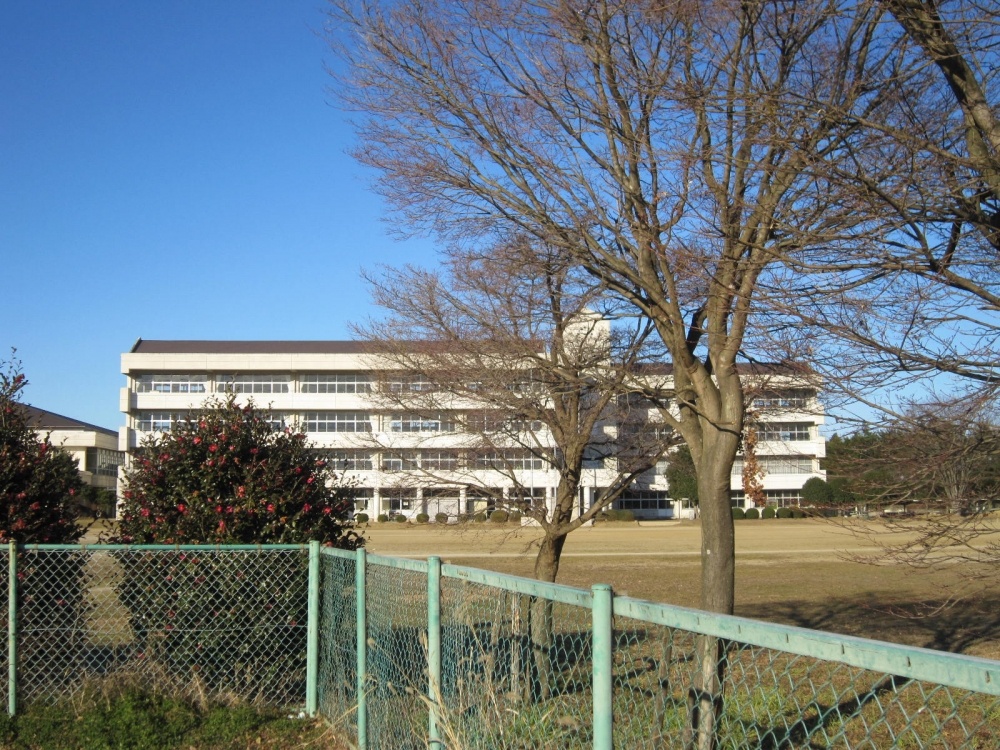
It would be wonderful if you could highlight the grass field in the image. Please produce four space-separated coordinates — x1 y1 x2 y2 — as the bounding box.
362 518 1000 661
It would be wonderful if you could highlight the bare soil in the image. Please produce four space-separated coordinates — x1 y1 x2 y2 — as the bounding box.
363 518 1000 660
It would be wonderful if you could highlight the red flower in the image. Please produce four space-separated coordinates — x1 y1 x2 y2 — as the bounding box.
178 504 186 513
266 503 275 513
208 444 218 453
306 477 315 485
193 437 202 445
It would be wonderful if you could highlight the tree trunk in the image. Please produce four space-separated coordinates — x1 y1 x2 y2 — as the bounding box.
530 533 566 701
687 416 740 749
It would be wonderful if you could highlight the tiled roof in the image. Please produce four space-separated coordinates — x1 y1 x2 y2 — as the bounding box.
21 405 117 436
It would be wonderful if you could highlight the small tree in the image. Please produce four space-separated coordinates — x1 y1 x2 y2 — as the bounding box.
117 395 361 547
800 477 833 506
665 445 698 507
0 353 83 544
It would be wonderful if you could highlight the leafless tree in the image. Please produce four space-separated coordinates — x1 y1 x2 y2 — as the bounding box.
766 1 1000 398
328 1 893 632
356 239 673 585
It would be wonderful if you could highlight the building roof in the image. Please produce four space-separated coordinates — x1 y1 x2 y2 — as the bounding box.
130 339 375 354
21 405 117 437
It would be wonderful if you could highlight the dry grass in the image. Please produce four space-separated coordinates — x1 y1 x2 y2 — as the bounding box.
362 518 1000 660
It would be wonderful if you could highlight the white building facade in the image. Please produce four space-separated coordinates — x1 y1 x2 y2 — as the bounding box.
119 340 825 520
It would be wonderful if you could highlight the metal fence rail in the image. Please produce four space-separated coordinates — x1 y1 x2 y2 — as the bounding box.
319 548 1000 750
2 543 999 748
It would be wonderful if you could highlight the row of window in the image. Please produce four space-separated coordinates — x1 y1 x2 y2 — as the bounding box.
323 449 549 472
133 373 441 395
135 410 546 435
731 456 816 475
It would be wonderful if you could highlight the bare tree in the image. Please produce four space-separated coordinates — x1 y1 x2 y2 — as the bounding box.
768 1 1000 396
329 1 891 630
357 240 673 585
830 398 1000 606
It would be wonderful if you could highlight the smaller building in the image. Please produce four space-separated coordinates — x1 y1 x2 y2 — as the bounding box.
23 406 124 515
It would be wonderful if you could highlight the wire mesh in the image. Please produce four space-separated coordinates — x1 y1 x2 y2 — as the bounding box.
318 551 357 737
15 546 310 708
5 545 1000 749
437 578 595 749
364 560 431 750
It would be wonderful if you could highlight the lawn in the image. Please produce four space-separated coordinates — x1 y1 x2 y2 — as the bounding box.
362 517 1000 661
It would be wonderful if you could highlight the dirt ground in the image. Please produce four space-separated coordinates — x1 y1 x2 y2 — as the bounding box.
362 518 1000 660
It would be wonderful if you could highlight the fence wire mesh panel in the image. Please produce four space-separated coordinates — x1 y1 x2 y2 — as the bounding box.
438 577 595 749
612 602 1000 750
364 558 430 750
0 547 8 711
15 546 310 709
317 551 357 738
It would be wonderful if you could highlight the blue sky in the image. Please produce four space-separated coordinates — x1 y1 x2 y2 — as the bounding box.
1 1 436 430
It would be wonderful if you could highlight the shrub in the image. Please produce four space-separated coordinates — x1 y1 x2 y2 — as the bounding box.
776 507 793 518
791 508 805 518
732 507 746 520
377 513 389 523
762 506 776 519
490 510 509 523
415 513 429 524
509 511 522 523
745 507 760 519
801 477 833 505
0 355 83 544
434 512 449 524
116 394 360 548
618 509 635 522
394 514 408 523
473 512 488 523
355 512 369 524
113 395 362 702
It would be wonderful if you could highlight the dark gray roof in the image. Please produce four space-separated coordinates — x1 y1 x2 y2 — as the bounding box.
130 339 375 354
21 405 117 437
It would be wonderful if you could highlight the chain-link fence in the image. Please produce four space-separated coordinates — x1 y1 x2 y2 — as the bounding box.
3 543 313 712
3 544 1000 748
319 548 1000 750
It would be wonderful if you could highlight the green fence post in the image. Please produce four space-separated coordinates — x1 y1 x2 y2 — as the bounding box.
7 542 16 716
306 541 320 717
592 583 613 750
356 547 368 750
427 556 442 748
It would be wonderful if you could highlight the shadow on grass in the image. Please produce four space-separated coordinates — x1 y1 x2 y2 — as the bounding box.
738 592 1000 657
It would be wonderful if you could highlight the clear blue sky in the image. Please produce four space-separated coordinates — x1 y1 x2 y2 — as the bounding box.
1 1 436 430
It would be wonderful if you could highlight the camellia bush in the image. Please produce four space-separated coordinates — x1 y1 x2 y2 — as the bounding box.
116 395 361 547
114 395 363 703
0 357 83 544
1 353 86 698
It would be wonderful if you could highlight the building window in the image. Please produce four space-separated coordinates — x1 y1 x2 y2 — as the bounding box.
617 491 670 510
421 451 460 471
135 374 207 394
303 411 372 433
766 490 803 507
387 374 435 393
384 488 417 512
85 448 124 477
473 450 546 471
757 423 812 442
732 456 815 475
381 452 419 472
752 390 812 410
300 373 371 394
326 450 374 471
387 413 459 433
136 412 188 432
216 374 290 394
